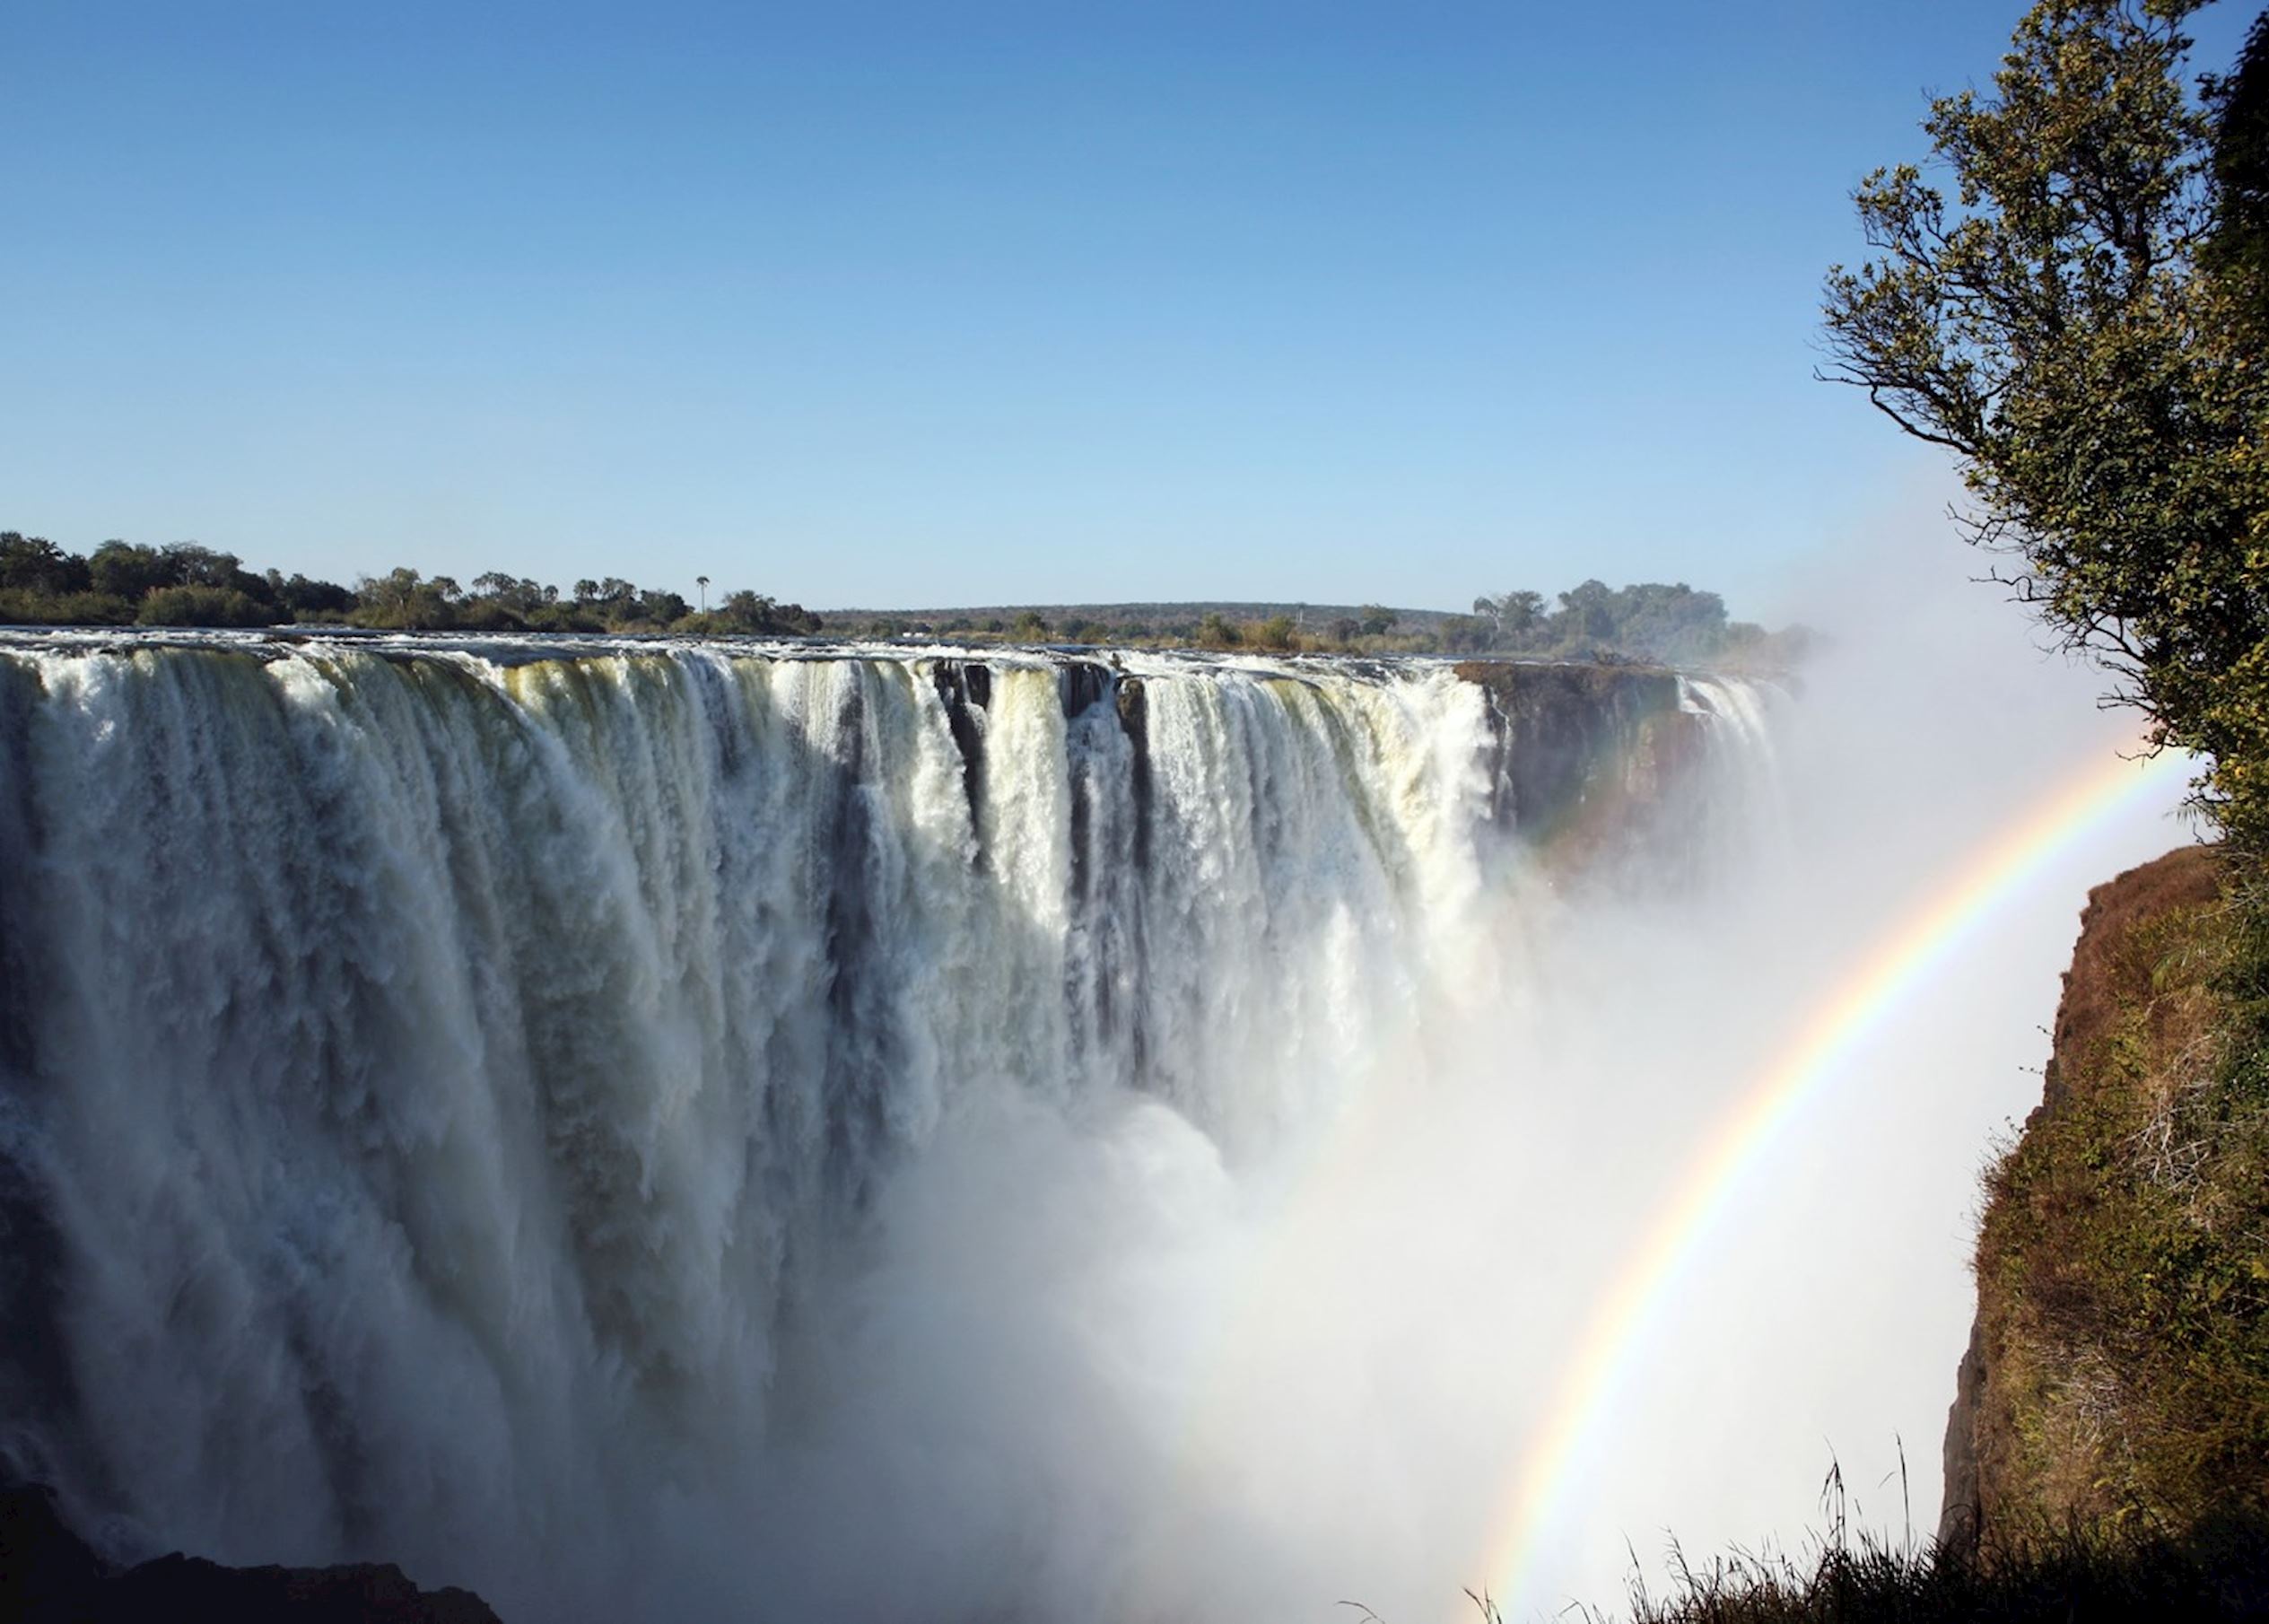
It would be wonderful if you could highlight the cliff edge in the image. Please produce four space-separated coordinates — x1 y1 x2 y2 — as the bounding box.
1940 842 2269 1552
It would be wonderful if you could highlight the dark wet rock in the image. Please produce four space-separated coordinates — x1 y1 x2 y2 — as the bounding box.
929 659 991 826
1453 659 1705 871
1938 1315 1986 1555
1 1480 502 1623
1057 659 1112 720
1 1483 107 1621
1115 677 1151 876
94 1554 501 1624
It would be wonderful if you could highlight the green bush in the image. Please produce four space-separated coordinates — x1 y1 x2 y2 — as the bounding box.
135 585 272 628
0 589 134 626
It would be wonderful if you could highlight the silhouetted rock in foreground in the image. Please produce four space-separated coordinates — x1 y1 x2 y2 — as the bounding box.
1 1481 502 1623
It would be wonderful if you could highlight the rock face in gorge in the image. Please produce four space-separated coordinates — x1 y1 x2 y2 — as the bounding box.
1 1481 502 1622
1937 842 2267 1551
1455 659 1767 882
1458 661 1688 833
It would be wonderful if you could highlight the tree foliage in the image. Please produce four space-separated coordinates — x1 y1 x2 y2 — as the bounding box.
0 530 1785 667
1469 579 1790 665
1822 0 2269 850
833 587 1803 662
0 532 820 638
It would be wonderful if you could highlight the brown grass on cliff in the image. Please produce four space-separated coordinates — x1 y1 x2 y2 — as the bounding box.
1967 843 2269 1544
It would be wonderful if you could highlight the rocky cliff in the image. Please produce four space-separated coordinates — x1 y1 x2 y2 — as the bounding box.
1453 659 1733 880
1938 842 2269 1551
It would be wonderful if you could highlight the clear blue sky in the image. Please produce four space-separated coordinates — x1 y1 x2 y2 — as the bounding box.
3 2 2254 617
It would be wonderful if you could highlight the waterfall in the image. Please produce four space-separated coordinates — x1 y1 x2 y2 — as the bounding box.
0 633 1779 1620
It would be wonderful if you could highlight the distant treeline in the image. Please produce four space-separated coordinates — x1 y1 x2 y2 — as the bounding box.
0 530 1802 668
842 581 1810 667
1462 581 1805 666
0 532 822 637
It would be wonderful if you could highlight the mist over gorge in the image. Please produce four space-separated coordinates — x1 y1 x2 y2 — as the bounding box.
0 598 2199 1622
0 634 1791 1618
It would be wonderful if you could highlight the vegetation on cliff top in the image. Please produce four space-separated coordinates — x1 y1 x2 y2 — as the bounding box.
0 535 823 638
831 581 1809 664
0 531 1803 668
1968 847 2269 1542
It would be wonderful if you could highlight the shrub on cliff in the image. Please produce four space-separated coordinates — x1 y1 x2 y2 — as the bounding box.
135 584 272 629
0 533 92 597
0 589 133 626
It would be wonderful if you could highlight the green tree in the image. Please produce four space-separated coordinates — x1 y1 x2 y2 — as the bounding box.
468 572 553 616
1556 579 1619 643
2209 10 2269 311
352 567 458 631
1821 0 2269 848
87 541 179 601
1610 582 1732 663
708 589 820 635
0 533 91 596
1474 589 1544 646
266 569 357 617
159 544 242 589
1192 611 1237 647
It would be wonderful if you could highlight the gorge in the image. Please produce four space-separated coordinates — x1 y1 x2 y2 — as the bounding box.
0 627 2173 1622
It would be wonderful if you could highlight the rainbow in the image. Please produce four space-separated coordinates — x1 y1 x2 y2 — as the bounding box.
1475 742 2195 1617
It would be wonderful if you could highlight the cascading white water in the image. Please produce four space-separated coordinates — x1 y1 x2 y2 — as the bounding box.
0 632 1778 1620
